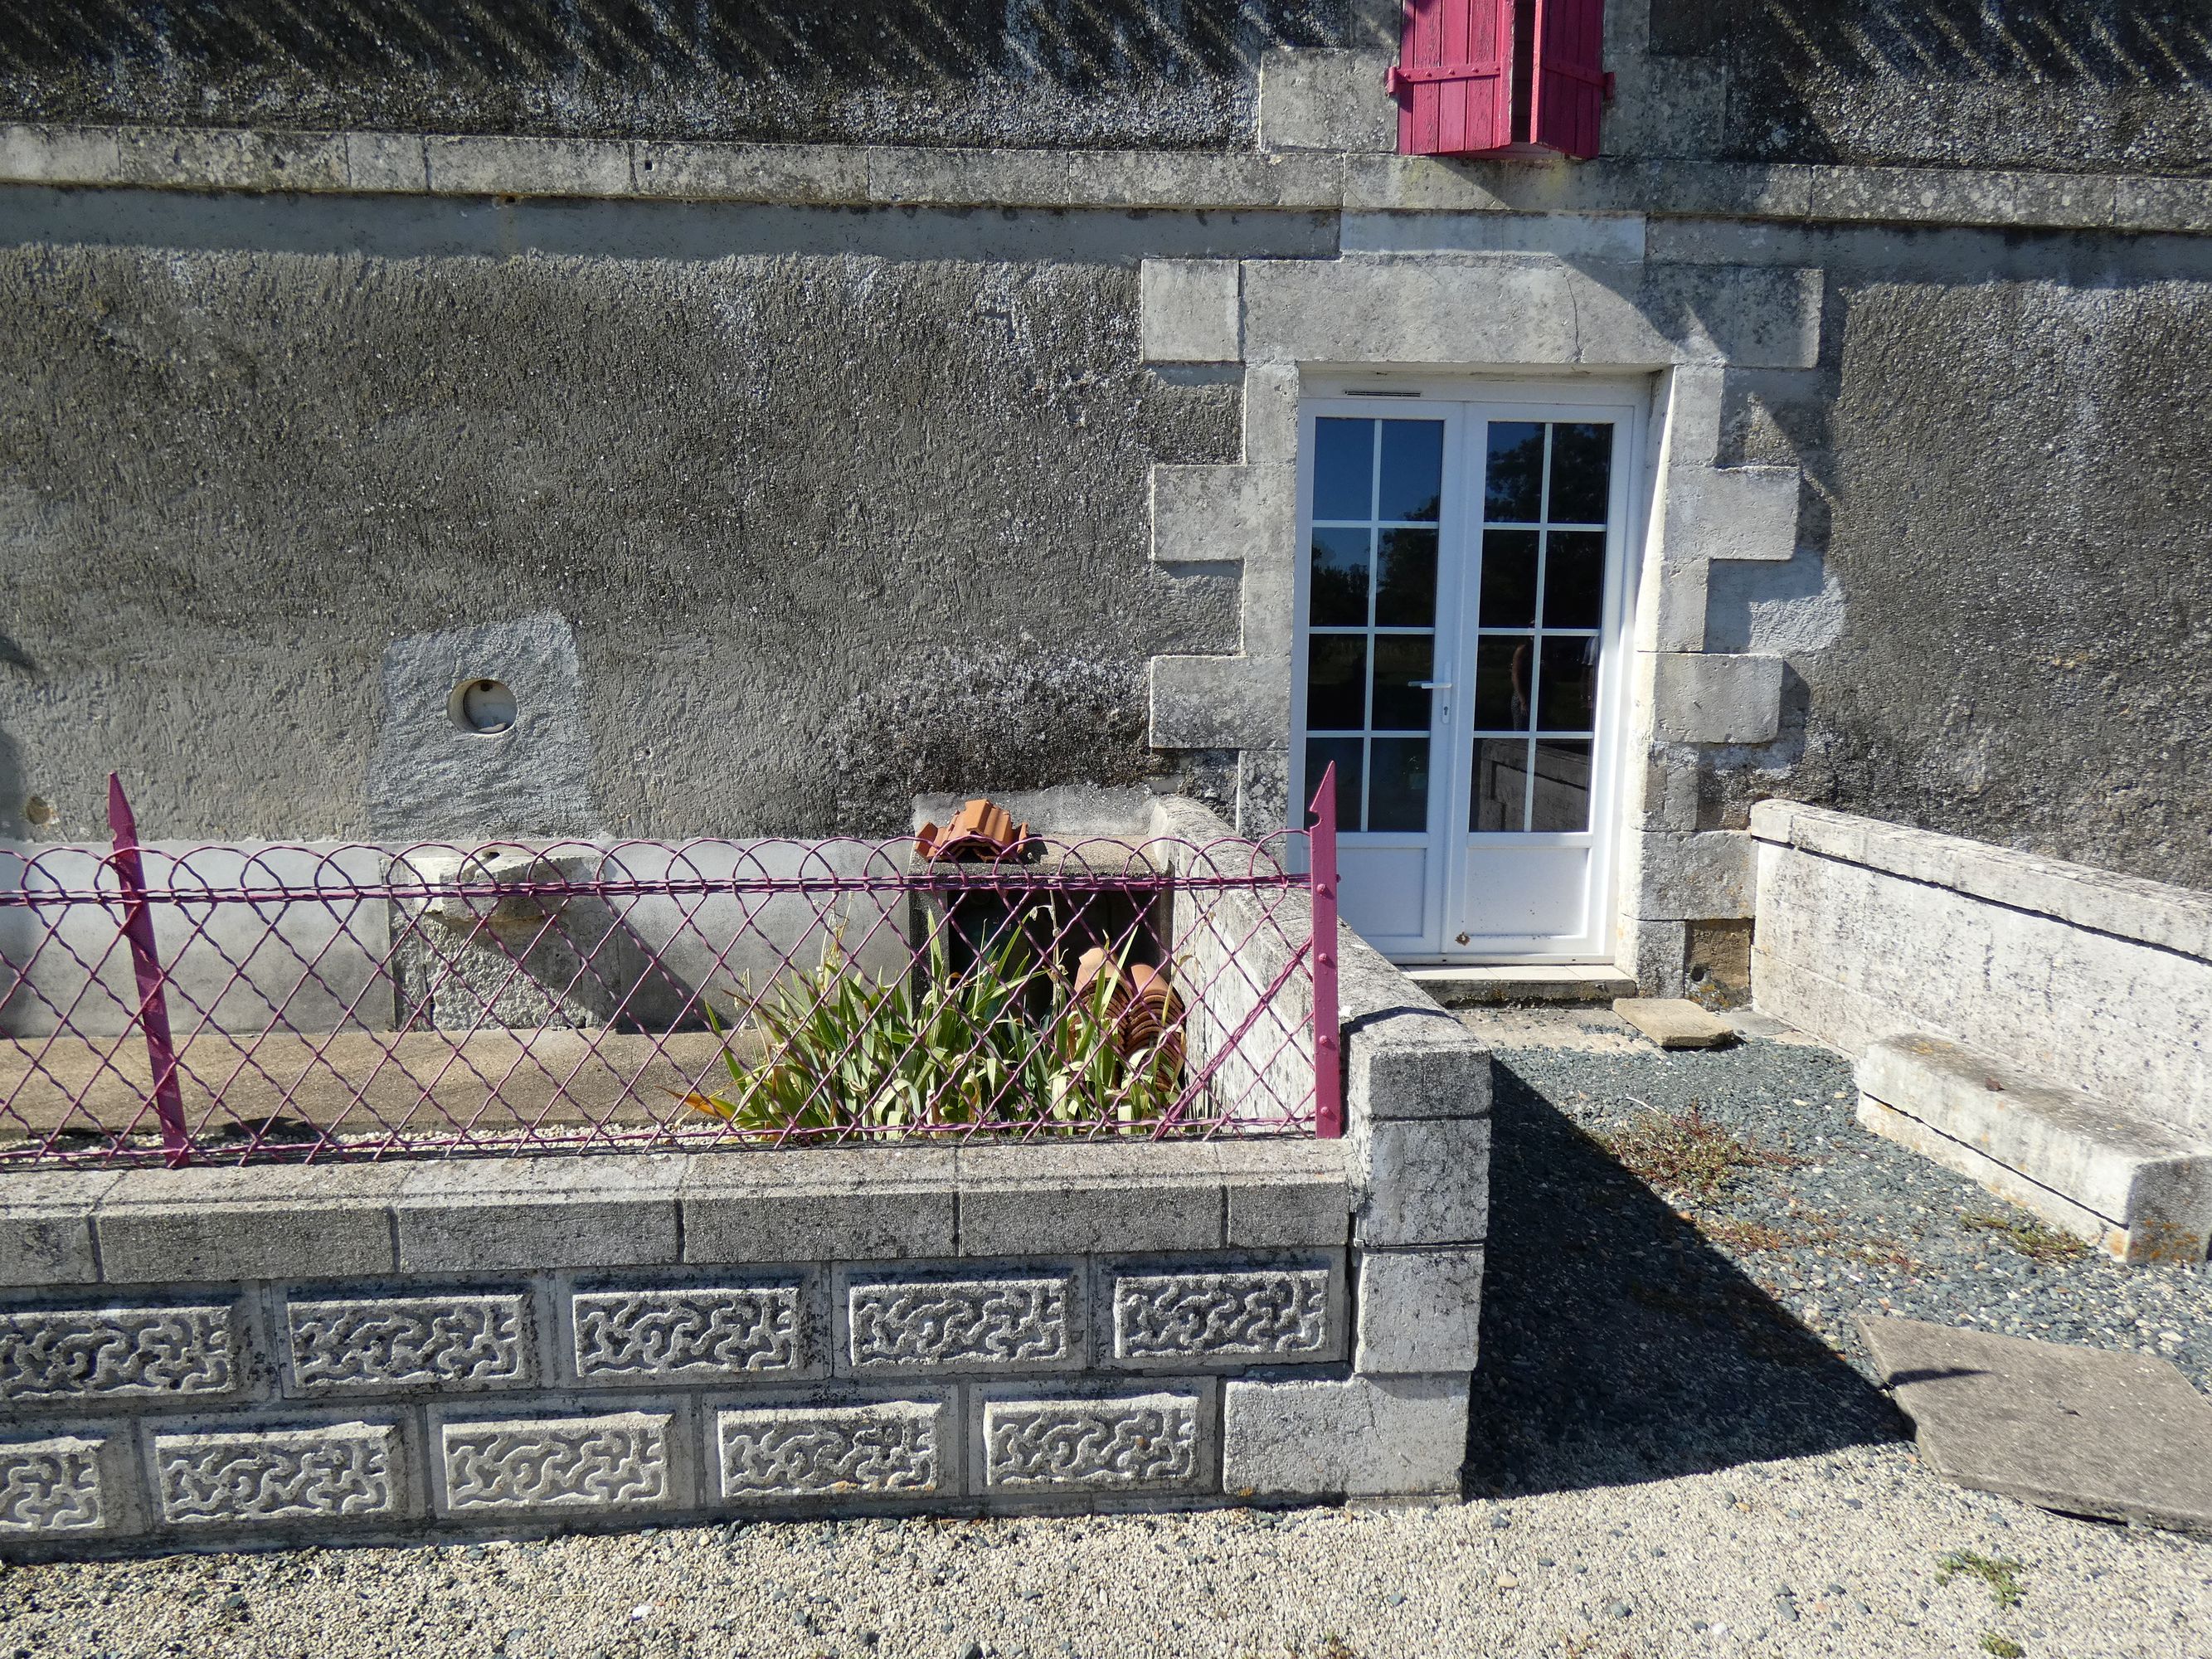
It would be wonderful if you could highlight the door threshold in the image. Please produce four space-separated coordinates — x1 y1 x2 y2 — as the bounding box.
1404 963 1637 1008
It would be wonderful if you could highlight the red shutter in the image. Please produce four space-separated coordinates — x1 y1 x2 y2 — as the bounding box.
1529 0 1607 159
1390 0 1514 158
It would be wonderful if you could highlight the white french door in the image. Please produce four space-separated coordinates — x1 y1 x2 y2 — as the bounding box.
1289 386 1642 962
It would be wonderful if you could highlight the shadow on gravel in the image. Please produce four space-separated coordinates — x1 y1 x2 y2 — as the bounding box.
1463 1059 1908 1496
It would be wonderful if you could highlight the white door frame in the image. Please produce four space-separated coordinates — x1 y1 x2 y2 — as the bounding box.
1288 375 1651 965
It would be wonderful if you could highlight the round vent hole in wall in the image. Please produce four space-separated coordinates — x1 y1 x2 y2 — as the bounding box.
450 678 518 736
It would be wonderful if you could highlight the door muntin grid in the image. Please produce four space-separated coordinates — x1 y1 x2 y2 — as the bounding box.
1304 416 1446 834
1468 420 1615 835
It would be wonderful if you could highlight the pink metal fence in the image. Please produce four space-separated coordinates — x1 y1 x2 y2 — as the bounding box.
0 776 1340 1166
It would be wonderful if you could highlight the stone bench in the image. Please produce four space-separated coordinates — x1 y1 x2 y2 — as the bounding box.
1857 1034 2212 1264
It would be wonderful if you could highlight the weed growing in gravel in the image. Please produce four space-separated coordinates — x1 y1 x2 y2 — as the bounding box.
1937 1550 2025 1608
1980 1633 2025 1658
1699 1216 1802 1251
1961 1209 2089 1263
1601 1102 1799 1204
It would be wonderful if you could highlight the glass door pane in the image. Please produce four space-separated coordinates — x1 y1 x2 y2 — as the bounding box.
1304 416 1445 834
1468 420 1613 834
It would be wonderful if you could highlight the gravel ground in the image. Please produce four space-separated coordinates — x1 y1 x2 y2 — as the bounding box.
3 1020 2205 1659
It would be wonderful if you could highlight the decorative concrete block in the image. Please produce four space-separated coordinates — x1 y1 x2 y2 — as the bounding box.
1140 259 1241 364
0 1435 108 1534
1150 463 1294 570
1351 1116 1490 1248
440 1412 673 1515
154 1422 401 1526
717 1399 947 1501
1663 464 1802 565
845 1276 1074 1374
1110 1268 1334 1364
1650 653 1785 745
981 1390 1203 1492
286 1294 535 1394
1257 49 1397 153
572 1285 808 1381
680 1149 957 1265
1222 1373 1466 1497
1354 1248 1485 1374
0 1304 239 1404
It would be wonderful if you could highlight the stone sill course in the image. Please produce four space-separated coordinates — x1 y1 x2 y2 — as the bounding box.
2 122 2209 237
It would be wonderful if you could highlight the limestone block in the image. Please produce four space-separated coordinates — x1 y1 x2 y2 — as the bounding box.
0 1171 118 1288
285 1294 535 1394
843 1274 1077 1376
955 1145 1224 1256
1809 166 2117 231
1634 918 1693 1000
344 131 428 192
1150 463 1293 569
980 1389 1204 1493
2115 176 2212 235
1629 830 1754 922
1353 1248 1485 1374
632 141 868 203
0 1303 241 1404
1257 49 1397 153
425 135 634 197
1650 653 1784 745
1107 1267 1337 1366
868 147 1339 213
0 124 119 184
439 1411 674 1515
1858 1034 2212 1263
1240 362 1303 466
114 126 348 192
95 1165 408 1283
680 1148 957 1264
717 1399 948 1501
1665 365 1728 470
1148 653 1291 753
1140 260 1241 365
393 1158 683 1273
0 1435 109 1535
1663 464 1802 565
1615 997 1733 1050
1646 557 1712 653
1351 1116 1490 1248
1221 1372 1466 1497
154 1422 402 1526
571 1284 813 1382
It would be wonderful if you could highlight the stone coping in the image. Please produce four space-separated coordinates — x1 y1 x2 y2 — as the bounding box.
3 123 2209 236
0 1137 1352 1292
1750 800 2212 966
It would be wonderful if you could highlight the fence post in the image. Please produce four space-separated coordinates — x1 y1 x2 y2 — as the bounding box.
107 774 191 1166
1309 764 1343 1140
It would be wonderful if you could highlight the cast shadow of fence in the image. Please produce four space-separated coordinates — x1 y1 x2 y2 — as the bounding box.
1463 1060 1908 1497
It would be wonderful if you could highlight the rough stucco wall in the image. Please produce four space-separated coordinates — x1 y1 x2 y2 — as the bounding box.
1651 1 2212 177
0 0 1356 150
1753 276 2212 892
0 228 1250 842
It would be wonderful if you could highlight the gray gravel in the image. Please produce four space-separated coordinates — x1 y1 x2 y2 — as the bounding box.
3 1019 2206 1658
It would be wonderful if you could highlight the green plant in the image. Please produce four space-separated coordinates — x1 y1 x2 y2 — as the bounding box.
1937 1550 2024 1609
1980 1633 2025 1658
1601 1104 1799 1204
683 923 1185 1139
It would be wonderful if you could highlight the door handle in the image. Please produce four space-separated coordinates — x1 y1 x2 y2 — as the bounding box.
1413 681 1452 689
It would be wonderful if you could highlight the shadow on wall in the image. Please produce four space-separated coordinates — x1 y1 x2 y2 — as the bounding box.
0 0 1368 146
1463 1063 1905 1496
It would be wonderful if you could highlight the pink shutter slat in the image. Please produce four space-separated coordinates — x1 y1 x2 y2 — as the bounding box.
1392 0 1514 158
1530 0 1607 159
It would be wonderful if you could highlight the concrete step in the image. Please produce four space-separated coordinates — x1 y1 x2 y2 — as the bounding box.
1856 1033 2212 1263
1613 996 1733 1050
1405 964 1636 1008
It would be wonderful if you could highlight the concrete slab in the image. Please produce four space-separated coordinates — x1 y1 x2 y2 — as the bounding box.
1407 965 1636 1008
1860 1316 2212 1535
1613 998 1734 1050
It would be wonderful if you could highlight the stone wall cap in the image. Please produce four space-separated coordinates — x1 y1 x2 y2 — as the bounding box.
1752 800 2212 964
